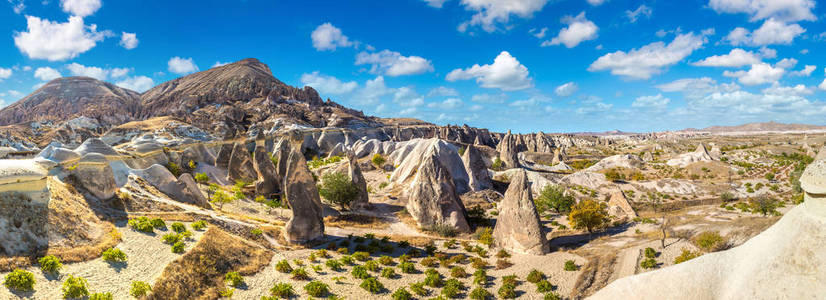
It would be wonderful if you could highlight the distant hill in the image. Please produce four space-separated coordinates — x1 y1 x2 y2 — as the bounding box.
686 121 826 133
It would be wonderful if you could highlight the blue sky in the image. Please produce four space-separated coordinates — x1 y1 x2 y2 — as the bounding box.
0 0 824 133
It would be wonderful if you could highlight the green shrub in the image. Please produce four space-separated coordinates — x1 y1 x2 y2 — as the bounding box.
564 260 579 271
89 292 113 300
475 227 493 247
318 172 358 209
426 223 458 237
379 255 394 265
470 286 492 300
536 280 554 293
353 251 370 261
442 278 464 298
498 283 517 299
535 184 576 214
224 271 244 288
4 269 35 291
471 258 488 270
326 259 343 271
364 260 380 272
336 247 349 255
392 287 413 300
269 282 295 298
381 267 397 279
128 217 154 233
62 275 89 299
644 247 658 259
399 261 415 273
170 222 186 233
219 287 234 298
674 248 700 264
450 266 467 278
130 281 152 297
194 172 209 184
694 231 725 252
410 282 427 296
496 249 510 258
38 255 62 274
162 233 182 244
303 281 329 297
291 268 310 280
424 268 443 288
150 218 166 229
359 277 384 294
351 265 370 279
473 268 488 286
371 154 386 167
502 275 518 286
526 269 545 283
420 256 438 267
102 248 127 263
640 258 657 269
276 260 293 273
191 220 207 231
171 241 185 254
165 162 181 177
544 292 562 300
491 157 504 171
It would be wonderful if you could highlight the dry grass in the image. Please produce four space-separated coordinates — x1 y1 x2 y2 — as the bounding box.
384 234 438 247
45 224 122 264
324 214 389 229
571 254 617 298
150 227 273 299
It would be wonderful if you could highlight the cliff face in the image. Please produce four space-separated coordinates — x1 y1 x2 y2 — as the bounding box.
0 77 141 127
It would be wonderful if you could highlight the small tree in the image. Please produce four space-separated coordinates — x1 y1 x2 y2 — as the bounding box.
211 190 234 210
491 157 504 171
765 172 775 181
535 185 575 214
568 199 609 235
318 172 358 209
372 154 386 168
604 168 624 182
750 196 777 216
194 172 209 184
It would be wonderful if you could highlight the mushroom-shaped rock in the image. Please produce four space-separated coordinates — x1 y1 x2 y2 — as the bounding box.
226 142 256 183
406 153 470 233
282 148 325 244
73 153 117 199
492 169 549 255
591 158 826 300
463 145 492 191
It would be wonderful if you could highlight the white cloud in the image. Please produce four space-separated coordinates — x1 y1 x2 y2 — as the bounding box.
758 46 777 58
632 94 670 108
576 102 613 114
427 86 459 97
625 5 652 23
762 84 812 96
457 0 548 33
428 98 464 109
355 50 434 76
819 79 826 90
9 0 24 14
356 76 394 105
115 76 154 92
13 16 106 61
399 107 418 115
212 61 229 68
529 27 548 39
119 32 138 49
422 0 447 8
471 93 507 103
0 68 11 80
589 32 707 79
692 48 761 67
555 82 578 97
446 51 533 91
469 104 484 111
60 0 101 17
708 0 816 23
775 58 797 69
725 18 805 46
394 87 425 107
587 0 607 6
34 67 61 81
723 62 785 85
300 71 358 95
683 90 825 119
311 23 352 51
167 57 198 74
656 77 740 98
66 62 106 79
542 12 598 48
790 65 816 77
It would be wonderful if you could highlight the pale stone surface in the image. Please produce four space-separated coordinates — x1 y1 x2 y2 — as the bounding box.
405 153 470 232
493 169 549 255
226 142 256 183
282 147 325 244
463 144 492 192
74 153 117 199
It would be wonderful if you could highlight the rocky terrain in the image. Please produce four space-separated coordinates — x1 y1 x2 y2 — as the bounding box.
0 58 820 299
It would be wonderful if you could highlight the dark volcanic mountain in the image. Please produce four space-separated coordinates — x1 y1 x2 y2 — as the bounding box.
0 77 141 126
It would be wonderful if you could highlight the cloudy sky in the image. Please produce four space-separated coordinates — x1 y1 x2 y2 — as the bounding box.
0 0 824 133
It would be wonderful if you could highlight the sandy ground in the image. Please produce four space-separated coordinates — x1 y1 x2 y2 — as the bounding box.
0 222 206 299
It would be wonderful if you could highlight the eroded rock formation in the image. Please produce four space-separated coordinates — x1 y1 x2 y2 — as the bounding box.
492 169 548 255
405 153 470 232
282 146 325 244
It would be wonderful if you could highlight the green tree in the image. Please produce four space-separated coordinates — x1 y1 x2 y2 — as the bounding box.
318 172 358 209
211 190 234 210
372 154 386 167
535 185 575 214
568 199 610 234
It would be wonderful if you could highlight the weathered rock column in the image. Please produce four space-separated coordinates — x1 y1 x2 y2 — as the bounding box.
282 144 325 244
492 169 549 255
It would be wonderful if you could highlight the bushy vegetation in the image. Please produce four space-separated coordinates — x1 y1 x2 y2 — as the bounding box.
425 223 458 237
399 261 416 273
674 248 700 264
170 222 186 233
318 172 358 209
381 267 397 279
371 154 386 167
351 265 370 279
308 155 343 169
102 248 127 263
526 269 545 283
568 199 610 233
694 231 725 252
473 269 488 286
470 286 492 300
62 275 89 299
191 220 208 231
130 281 152 297
359 277 384 294
224 271 244 288
409 282 427 296
644 247 658 259
326 259 343 271
536 280 554 293
379 255 394 265
4 269 35 291
291 268 310 280
128 216 155 233
392 287 413 300
38 255 62 274
171 241 185 253
442 278 464 298
491 157 504 171
564 260 579 271
424 268 443 288
276 260 293 273
498 282 517 299
269 282 295 298
194 172 209 184
450 266 467 278
89 292 113 300
535 185 575 215
640 258 657 269
475 227 494 247
303 281 330 297
165 162 182 177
